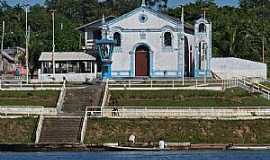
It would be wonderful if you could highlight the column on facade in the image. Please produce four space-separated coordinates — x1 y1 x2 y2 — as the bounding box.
90 61 93 73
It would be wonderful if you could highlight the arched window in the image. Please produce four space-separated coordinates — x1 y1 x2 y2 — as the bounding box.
164 32 172 47
199 23 206 33
113 32 121 47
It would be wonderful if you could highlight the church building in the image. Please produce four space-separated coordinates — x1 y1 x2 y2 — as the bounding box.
78 0 212 79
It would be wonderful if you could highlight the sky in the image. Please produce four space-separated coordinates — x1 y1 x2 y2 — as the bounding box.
7 0 239 7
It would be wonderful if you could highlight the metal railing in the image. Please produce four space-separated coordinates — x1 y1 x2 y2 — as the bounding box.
80 110 88 144
108 79 225 90
236 78 270 100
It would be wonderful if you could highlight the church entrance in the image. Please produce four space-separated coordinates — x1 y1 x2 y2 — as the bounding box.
135 45 150 77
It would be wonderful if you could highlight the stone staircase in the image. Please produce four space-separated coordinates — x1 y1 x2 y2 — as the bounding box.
62 84 104 113
38 118 83 144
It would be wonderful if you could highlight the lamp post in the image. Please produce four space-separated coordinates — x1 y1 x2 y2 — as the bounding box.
96 38 116 79
0 21 4 76
262 0 266 63
49 10 56 78
25 5 30 84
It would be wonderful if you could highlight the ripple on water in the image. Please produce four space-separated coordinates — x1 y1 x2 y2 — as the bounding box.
0 151 270 160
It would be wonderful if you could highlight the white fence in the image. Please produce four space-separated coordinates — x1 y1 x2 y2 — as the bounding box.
108 79 225 91
107 78 270 100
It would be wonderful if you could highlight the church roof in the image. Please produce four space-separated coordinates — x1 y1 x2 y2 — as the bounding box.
39 52 96 61
76 6 195 33
105 6 181 26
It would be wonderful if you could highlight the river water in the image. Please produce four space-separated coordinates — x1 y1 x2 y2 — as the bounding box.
0 151 269 160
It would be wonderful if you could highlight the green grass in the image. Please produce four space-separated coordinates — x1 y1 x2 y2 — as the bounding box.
0 117 38 144
85 118 270 144
0 90 60 107
108 88 270 107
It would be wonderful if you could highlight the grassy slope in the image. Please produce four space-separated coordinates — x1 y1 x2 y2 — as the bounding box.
109 88 270 107
0 91 59 107
85 118 270 144
0 118 37 144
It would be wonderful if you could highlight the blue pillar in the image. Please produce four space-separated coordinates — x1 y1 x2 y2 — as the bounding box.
102 63 112 79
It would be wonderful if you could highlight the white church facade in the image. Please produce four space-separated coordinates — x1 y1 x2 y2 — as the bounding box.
78 1 212 79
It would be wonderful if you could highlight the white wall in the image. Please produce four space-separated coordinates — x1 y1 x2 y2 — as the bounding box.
39 73 96 82
211 57 267 79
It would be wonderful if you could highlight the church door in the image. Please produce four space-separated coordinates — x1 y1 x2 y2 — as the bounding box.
135 45 149 77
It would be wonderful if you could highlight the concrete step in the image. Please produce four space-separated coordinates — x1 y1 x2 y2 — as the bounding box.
39 118 83 144
62 84 105 113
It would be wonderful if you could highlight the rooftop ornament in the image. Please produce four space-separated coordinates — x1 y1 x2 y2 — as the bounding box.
96 38 116 79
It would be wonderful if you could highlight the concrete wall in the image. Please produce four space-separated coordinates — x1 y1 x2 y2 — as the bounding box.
211 57 267 79
0 106 57 115
102 108 270 119
39 73 96 82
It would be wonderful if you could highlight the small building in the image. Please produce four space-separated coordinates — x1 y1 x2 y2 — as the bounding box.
77 1 212 79
1 47 26 75
38 52 97 82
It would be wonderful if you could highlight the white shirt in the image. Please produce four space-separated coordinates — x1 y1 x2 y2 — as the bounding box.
129 134 136 143
159 140 165 149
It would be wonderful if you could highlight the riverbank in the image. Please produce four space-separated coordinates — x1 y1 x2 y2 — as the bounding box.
0 143 270 152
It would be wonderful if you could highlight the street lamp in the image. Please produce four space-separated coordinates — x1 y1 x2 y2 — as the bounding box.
49 10 56 78
0 21 4 76
25 4 30 84
96 38 116 79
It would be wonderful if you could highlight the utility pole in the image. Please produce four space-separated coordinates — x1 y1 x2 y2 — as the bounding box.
181 6 185 85
0 21 4 75
263 36 265 63
262 0 266 63
50 10 56 78
25 5 30 84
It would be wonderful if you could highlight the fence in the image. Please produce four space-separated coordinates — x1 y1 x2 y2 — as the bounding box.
108 79 225 91
107 78 270 100
236 78 270 100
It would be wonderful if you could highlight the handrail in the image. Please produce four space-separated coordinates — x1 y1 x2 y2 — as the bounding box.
35 115 44 144
101 79 109 107
80 110 88 144
56 80 66 113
